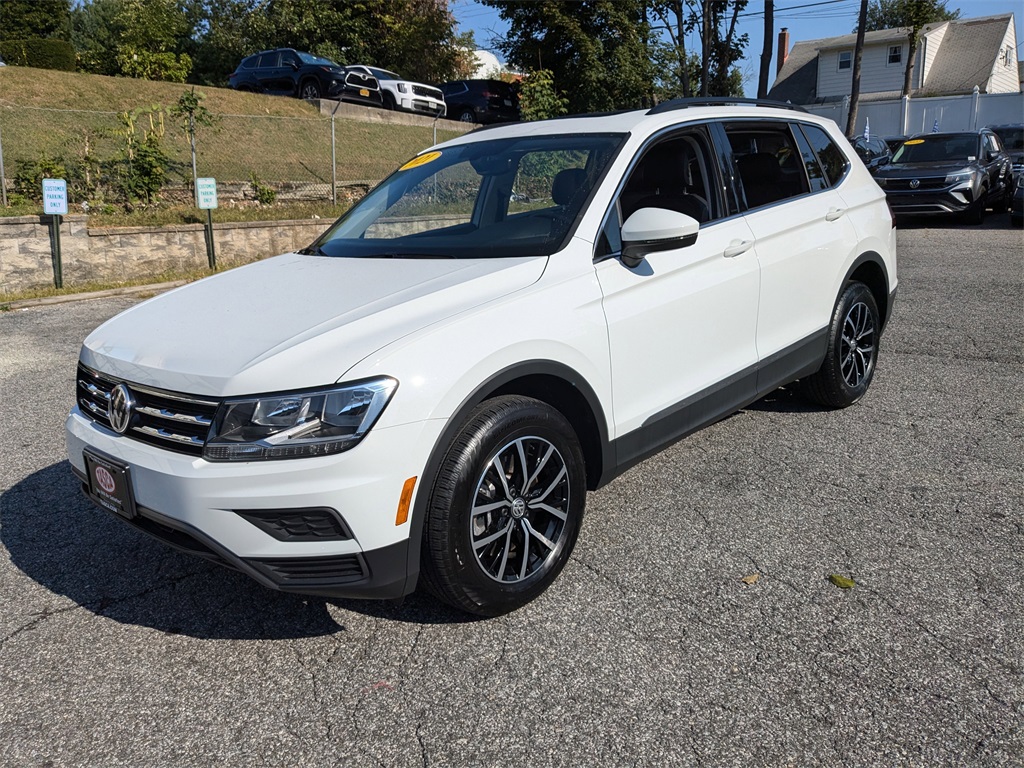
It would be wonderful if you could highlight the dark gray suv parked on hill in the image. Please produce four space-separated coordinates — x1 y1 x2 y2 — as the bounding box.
873 129 1012 223
228 49 383 107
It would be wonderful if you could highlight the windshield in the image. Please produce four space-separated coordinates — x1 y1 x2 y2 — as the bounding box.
367 67 400 81
993 127 1023 152
310 134 626 259
892 134 979 164
298 52 339 67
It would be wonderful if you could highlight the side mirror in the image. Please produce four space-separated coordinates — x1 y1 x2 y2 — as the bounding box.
620 207 700 268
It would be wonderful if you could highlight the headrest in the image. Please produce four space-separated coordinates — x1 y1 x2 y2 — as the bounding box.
736 153 781 181
552 168 588 205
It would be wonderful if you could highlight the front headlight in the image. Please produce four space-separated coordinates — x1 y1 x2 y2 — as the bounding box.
944 171 974 185
397 82 408 93
875 177 888 187
204 377 398 461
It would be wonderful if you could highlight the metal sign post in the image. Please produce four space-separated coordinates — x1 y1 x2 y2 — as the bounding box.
43 178 68 288
196 177 218 270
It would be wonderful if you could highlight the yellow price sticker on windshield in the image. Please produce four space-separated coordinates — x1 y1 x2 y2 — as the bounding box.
904 139 925 145
400 151 442 171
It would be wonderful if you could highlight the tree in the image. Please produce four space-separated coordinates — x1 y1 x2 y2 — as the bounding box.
484 0 654 114
113 0 193 82
646 0 748 101
861 0 960 96
519 69 568 120
0 0 71 42
70 0 124 76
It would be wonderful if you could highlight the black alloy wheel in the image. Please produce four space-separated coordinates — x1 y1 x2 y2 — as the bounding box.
421 396 586 616
799 281 880 409
300 80 321 100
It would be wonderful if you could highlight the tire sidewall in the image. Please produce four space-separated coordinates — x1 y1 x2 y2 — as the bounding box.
429 399 586 614
825 282 879 405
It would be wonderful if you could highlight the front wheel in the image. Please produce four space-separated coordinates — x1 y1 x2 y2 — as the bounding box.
300 80 321 100
459 109 475 123
799 282 880 409
421 396 586 616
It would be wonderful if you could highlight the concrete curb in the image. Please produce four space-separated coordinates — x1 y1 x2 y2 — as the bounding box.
2 280 187 310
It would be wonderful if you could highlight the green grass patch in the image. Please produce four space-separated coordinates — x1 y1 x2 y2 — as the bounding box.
0 265 218 304
0 66 466 203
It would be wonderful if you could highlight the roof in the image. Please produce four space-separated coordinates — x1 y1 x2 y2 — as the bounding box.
920 14 1014 94
768 13 1014 103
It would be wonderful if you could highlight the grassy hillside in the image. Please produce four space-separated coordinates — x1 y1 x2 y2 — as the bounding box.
0 67 463 195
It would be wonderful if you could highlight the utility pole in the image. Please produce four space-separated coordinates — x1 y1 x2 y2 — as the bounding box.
846 0 868 137
757 1 774 99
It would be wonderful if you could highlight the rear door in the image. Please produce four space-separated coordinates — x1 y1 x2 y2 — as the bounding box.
722 119 860 389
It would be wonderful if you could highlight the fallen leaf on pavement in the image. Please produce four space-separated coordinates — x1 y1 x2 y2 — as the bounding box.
741 573 760 585
828 574 856 589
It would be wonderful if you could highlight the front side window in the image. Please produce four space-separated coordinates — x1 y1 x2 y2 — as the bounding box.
725 122 809 209
838 51 852 70
311 134 625 259
888 45 902 65
597 129 718 258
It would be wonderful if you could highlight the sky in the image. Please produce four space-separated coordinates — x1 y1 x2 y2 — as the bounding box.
450 0 1024 97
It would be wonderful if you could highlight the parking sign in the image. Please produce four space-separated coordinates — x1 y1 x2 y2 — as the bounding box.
43 178 68 215
196 178 218 210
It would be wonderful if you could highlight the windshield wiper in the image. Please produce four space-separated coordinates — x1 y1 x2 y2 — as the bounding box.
370 252 457 259
298 244 327 256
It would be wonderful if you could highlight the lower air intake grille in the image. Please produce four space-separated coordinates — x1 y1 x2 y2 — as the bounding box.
76 364 219 457
245 554 367 586
234 508 353 541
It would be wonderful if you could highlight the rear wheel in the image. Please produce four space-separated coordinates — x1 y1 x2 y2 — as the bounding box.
421 396 586 616
799 282 880 409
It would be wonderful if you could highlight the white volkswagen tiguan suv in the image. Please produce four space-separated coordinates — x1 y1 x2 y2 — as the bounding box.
67 100 897 616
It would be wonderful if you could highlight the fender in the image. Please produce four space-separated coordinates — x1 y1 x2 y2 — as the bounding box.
399 359 609 596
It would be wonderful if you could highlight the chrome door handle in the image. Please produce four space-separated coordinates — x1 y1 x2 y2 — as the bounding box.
825 207 846 221
723 239 753 258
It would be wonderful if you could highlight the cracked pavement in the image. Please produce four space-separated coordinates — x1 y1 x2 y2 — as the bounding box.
0 221 1021 766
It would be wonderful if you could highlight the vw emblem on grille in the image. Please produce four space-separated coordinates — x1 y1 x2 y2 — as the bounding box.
909 179 920 189
108 383 136 434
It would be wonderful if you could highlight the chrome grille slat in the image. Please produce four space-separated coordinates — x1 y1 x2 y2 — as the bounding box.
134 405 213 426
132 425 207 447
76 364 218 457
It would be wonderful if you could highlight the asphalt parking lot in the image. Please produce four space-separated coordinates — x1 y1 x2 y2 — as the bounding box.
1 220 1021 766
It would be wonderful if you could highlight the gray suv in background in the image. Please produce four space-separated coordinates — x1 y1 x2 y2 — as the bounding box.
873 129 1013 223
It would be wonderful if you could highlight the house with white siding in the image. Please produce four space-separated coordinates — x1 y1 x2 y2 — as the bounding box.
769 13 1019 105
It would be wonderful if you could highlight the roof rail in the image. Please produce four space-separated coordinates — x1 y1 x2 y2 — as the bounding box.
647 97 807 115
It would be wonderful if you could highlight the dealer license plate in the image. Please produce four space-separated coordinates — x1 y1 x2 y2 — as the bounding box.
84 450 137 520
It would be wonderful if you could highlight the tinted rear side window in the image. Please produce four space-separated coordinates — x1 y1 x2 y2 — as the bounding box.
257 52 280 68
241 55 258 70
800 124 849 187
724 122 809 209
793 127 829 192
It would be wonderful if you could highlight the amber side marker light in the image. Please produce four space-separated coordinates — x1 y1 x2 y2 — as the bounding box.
396 476 417 525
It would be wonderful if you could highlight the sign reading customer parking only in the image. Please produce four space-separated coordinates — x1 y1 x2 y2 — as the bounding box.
43 178 68 215
196 177 218 209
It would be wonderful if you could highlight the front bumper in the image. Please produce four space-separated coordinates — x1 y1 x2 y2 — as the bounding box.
883 187 978 216
398 96 446 117
66 407 443 599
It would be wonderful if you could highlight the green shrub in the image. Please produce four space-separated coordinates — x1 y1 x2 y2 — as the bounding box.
0 38 76 72
249 173 277 205
13 153 68 201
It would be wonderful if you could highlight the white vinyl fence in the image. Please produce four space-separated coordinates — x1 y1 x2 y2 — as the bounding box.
804 89 1024 138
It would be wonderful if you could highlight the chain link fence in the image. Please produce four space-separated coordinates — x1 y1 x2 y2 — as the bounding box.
0 102 466 211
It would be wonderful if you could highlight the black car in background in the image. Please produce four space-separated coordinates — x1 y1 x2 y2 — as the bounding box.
849 136 892 173
438 79 519 124
987 123 1023 188
872 129 1013 223
228 49 383 107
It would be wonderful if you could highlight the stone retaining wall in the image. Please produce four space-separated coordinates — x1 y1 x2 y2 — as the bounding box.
0 215 331 295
